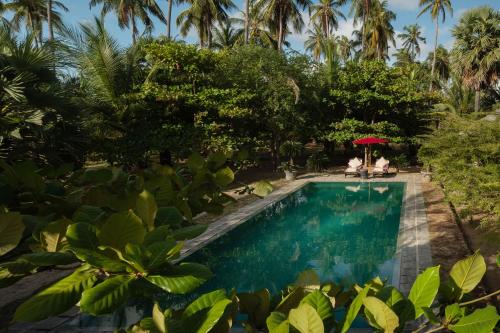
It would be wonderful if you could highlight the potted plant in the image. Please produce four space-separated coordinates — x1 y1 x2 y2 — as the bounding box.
279 161 298 180
279 141 303 180
391 153 409 173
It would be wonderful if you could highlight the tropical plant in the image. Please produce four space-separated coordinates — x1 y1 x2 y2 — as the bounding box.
123 252 499 333
363 0 396 60
233 4 280 48
279 140 303 165
418 0 453 91
257 0 311 50
0 151 235 322
419 114 500 226
425 44 450 84
310 0 345 38
176 0 235 48
398 24 426 60
89 0 166 43
304 23 325 61
306 151 329 171
336 35 354 64
212 19 240 49
348 0 371 52
451 6 500 112
5 0 68 45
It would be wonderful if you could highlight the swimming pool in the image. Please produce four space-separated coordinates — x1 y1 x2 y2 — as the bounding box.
63 181 406 330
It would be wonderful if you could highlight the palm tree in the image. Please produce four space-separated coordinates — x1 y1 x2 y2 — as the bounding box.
304 23 325 60
257 0 311 50
336 35 353 63
176 0 235 48
393 48 413 67
348 0 371 52
233 4 279 48
5 0 67 45
398 24 426 60
426 45 450 85
418 0 452 91
363 0 395 60
165 0 179 39
212 20 240 48
90 0 166 44
310 0 345 38
451 6 499 112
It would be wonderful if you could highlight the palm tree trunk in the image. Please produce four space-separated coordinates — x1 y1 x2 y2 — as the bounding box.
132 16 137 44
244 0 249 44
167 0 173 39
47 0 54 41
429 18 439 92
474 89 480 113
278 6 284 51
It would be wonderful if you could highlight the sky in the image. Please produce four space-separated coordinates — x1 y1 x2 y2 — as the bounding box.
4 0 500 61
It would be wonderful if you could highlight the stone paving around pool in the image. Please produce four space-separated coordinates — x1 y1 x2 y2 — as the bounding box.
5 173 431 333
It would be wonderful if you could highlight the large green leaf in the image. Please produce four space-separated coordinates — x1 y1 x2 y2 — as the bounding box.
408 266 440 319
172 224 207 241
289 303 324 333
135 190 157 231
72 248 128 272
449 306 499 333
445 303 465 324
0 212 25 256
363 296 399 333
156 206 183 227
80 275 135 315
40 218 70 252
146 262 212 294
300 291 333 320
207 152 228 170
449 251 486 296
13 266 97 322
72 205 105 225
152 303 167 333
340 285 370 333
188 299 232 333
66 223 99 249
252 180 274 197
214 167 234 187
267 312 289 333
275 287 308 315
187 153 205 172
294 269 320 289
19 252 77 266
183 289 227 319
98 210 145 251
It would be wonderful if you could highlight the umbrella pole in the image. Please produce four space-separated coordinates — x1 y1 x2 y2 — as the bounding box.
364 146 368 168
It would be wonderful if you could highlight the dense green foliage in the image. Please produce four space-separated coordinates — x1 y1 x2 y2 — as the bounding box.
419 115 500 227
0 152 235 320
122 252 499 333
1 1 499 331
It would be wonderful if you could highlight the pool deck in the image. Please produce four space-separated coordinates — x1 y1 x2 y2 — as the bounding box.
5 172 431 332
179 172 433 295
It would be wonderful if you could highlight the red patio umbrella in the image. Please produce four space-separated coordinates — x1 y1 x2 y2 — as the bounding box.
352 136 389 167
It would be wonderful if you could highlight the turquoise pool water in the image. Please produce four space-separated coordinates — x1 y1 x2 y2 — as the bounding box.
186 182 404 295
64 181 405 330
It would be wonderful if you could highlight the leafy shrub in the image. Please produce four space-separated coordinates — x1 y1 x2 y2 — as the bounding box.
123 252 499 333
419 115 500 226
0 152 235 321
306 152 329 172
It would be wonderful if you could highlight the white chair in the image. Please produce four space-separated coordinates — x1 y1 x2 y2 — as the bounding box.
373 157 390 177
344 157 363 177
